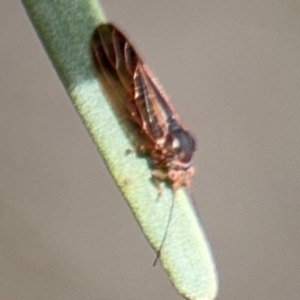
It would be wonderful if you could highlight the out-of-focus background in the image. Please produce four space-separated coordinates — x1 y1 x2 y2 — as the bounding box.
1 1 300 299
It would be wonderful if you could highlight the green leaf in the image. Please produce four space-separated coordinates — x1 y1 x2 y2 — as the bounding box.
21 1 218 299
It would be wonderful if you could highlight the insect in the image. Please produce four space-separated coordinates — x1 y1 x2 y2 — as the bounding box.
91 23 196 194
92 23 196 264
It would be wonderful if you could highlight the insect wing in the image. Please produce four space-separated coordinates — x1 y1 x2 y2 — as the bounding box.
92 23 186 145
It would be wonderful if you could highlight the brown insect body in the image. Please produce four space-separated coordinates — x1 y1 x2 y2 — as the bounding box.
92 23 196 192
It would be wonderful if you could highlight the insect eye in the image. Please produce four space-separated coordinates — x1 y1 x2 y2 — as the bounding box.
178 152 193 164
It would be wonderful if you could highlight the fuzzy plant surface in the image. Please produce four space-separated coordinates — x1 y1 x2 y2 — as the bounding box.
21 1 218 299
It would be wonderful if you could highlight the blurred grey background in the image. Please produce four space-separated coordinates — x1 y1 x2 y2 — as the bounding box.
1 1 300 299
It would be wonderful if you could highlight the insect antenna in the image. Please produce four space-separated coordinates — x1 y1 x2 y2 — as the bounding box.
153 192 176 266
